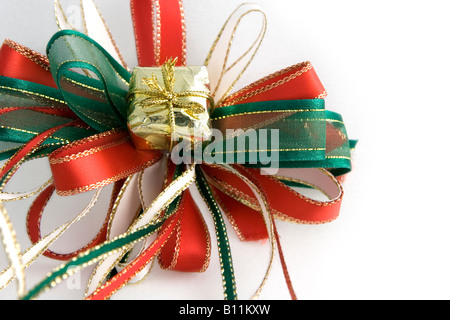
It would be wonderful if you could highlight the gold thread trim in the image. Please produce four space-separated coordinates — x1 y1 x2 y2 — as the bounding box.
220 61 313 107
49 137 129 164
211 108 324 121
4 39 50 71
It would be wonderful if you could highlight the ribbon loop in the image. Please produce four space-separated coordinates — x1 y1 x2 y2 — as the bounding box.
46 30 131 132
48 129 162 196
205 3 267 106
159 189 211 272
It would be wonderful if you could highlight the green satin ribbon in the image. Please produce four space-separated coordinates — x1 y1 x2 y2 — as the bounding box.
0 76 97 161
207 99 327 163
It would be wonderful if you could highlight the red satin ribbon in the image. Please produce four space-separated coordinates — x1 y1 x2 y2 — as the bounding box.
203 164 342 225
220 61 326 107
48 130 162 196
130 0 186 67
0 39 56 88
158 189 211 272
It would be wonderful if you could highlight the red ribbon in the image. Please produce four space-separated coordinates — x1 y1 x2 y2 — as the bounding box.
158 189 211 272
48 130 162 196
0 39 56 88
131 0 186 67
26 180 125 261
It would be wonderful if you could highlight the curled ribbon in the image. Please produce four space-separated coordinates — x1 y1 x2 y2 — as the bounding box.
0 0 356 300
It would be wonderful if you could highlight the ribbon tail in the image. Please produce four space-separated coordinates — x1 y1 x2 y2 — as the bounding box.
0 202 25 297
158 188 211 273
195 166 237 300
272 216 298 300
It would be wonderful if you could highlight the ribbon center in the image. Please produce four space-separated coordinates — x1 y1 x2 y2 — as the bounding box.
127 58 212 151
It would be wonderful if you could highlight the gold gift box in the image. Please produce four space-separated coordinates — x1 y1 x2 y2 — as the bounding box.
127 63 212 151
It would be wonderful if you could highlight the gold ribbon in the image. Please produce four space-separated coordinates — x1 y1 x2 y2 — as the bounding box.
127 58 213 151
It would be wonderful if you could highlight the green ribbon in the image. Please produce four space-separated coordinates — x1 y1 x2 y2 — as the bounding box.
46 30 131 132
195 166 237 300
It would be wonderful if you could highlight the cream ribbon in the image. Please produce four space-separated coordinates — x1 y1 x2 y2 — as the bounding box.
85 158 167 293
0 202 25 297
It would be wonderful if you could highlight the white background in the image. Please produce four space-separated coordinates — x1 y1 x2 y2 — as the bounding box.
0 0 450 300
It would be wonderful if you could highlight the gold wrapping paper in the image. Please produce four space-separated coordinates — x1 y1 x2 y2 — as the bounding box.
127 60 212 151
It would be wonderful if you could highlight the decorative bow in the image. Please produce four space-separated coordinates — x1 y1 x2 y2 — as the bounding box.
0 0 356 300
